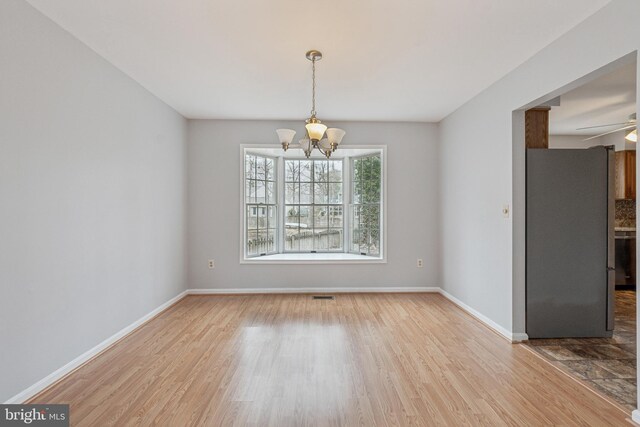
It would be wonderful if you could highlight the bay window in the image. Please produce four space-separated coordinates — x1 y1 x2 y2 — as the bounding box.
241 146 385 262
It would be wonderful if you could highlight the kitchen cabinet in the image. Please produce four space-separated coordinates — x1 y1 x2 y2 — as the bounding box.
615 150 636 200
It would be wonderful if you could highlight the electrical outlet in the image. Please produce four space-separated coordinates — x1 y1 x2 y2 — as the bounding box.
208 259 215 269
417 258 424 268
502 204 510 218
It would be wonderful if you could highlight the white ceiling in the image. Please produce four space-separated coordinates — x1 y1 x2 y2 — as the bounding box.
26 0 612 122
549 62 637 136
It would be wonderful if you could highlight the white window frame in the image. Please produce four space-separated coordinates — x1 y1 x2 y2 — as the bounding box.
243 152 279 258
282 157 345 254
240 144 387 264
349 153 384 257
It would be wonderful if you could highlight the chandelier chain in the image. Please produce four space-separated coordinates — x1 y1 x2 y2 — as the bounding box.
311 59 316 117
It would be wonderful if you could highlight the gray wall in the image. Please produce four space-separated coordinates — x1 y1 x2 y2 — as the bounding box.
0 1 187 401
188 120 440 289
439 0 639 339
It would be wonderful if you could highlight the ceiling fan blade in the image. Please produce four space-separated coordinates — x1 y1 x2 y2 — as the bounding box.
582 124 637 141
576 122 632 131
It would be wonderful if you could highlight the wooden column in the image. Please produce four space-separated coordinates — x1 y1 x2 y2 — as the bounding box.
525 107 550 149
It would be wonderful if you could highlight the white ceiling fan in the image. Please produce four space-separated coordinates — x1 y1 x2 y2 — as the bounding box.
580 113 637 142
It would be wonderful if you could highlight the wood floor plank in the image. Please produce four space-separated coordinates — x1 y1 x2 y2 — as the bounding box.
30 293 634 426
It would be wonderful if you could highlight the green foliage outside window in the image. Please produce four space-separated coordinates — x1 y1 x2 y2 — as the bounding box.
352 155 381 255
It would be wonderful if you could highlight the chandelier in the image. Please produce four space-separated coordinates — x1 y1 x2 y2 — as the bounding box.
276 50 346 158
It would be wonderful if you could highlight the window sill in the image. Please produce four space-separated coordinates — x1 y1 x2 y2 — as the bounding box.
241 253 386 264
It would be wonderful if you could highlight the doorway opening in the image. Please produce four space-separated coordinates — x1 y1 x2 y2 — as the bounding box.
515 56 637 411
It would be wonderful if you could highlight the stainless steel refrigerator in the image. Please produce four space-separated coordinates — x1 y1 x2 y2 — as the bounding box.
526 146 615 338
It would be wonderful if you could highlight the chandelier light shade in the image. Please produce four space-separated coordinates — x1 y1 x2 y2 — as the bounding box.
326 128 346 151
299 139 313 158
276 128 296 151
625 129 637 143
276 50 345 158
305 122 328 142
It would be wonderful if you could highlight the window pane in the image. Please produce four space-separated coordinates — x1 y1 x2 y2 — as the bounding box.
329 182 342 204
349 154 382 256
298 229 313 251
351 227 360 252
255 229 268 254
285 183 298 204
363 205 379 229
267 205 277 229
247 228 259 255
314 160 328 182
314 206 328 228
352 204 361 224
300 183 312 204
329 161 342 182
359 183 369 204
267 229 276 253
314 229 328 251
265 158 274 181
256 157 266 180
362 158 371 182
246 179 256 204
256 181 266 204
284 206 300 252
365 181 380 203
267 181 276 204
285 160 299 182
353 159 361 183
285 227 300 251
352 189 361 204
257 206 267 228
285 205 299 227
299 206 312 229
328 229 343 250
328 206 343 227
245 155 256 179
369 227 380 256
300 160 312 182
244 153 278 257
350 205 360 252
314 183 328 204
247 206 257 229
360 233 370 254
370 205 380 230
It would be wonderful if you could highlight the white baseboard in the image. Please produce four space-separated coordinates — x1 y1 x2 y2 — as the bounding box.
510 333 529 342
188 286 440 294
632 410 640 425
438 289 522 342
4 290 189 404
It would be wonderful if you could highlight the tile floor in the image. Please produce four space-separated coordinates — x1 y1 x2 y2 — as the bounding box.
525 290 636 410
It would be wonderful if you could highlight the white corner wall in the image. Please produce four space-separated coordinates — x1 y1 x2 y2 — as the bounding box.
0 1 187 402
439 0 639 341
187 120 439 290
549 134 633 150
548 135 603 149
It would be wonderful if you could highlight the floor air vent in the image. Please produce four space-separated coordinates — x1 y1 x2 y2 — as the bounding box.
312 295 335 300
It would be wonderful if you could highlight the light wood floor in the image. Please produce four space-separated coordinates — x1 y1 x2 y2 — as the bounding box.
31 293 634 426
